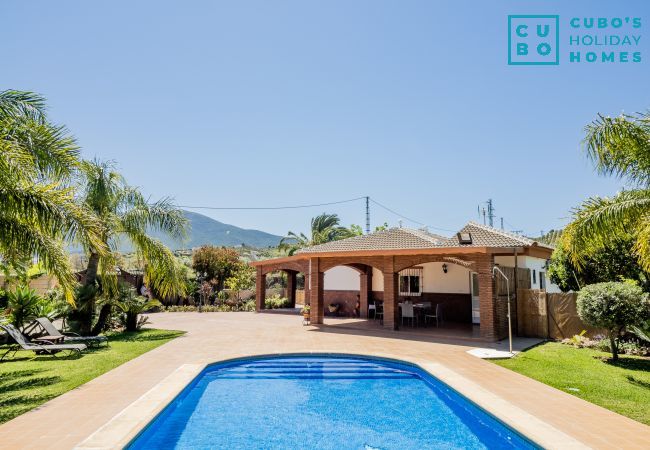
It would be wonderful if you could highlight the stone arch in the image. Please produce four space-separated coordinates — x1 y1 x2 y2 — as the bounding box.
260 260 309 276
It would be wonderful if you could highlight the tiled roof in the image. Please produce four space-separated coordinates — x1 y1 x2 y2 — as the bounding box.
296 228 447 253
296 221 552 254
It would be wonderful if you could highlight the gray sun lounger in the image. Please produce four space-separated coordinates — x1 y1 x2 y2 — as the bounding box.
0 324 86 361
35 317 109 348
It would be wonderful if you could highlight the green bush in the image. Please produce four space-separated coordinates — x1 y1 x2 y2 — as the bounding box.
0 288 8 309
112 285 162 332
264 295 291 309
163 299 255 313
577 282 650 360
7 286 42 331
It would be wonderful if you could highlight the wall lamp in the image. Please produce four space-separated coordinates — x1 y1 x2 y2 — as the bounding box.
442 263 448 274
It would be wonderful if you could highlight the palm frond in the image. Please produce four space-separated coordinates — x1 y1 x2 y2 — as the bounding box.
584 112 650 187
125 230 186 298
0 90 48 123
120 195 188 240
563 190 650 268
634 217 650 273
0 217 77 302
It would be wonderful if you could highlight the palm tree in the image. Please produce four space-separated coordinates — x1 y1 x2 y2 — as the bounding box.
75 159 188 334
0 90 103 301
279 213 355 255
563 112 650 271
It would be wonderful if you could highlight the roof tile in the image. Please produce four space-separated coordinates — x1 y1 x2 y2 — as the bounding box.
296 221 552 254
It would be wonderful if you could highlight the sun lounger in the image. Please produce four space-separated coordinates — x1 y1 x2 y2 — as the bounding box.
35 317 108 348
0 324 86 361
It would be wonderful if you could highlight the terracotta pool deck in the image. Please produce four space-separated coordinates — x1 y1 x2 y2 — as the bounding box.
1 312 649 449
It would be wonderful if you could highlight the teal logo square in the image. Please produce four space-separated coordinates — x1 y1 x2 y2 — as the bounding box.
508 15 560 65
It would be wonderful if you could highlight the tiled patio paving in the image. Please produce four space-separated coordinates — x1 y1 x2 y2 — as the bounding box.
0 312 648 449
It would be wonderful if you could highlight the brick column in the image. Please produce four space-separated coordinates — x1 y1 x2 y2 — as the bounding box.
359 268 372 319
309 258 324 324
286 271 296 308
476 254 498 340
255 267 266 312
382 256 399 330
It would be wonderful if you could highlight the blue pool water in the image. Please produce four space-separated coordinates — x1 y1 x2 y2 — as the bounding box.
128 355 539 450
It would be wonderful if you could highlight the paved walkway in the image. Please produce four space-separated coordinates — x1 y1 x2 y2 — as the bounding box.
1 312 649 449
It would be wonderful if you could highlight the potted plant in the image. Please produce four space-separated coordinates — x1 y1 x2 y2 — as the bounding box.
301 305 311 325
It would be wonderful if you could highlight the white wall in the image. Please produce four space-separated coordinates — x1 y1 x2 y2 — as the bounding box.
324 266 360 291
421 262 471 294
370 263 470 294
319 255 560 293
494 255 561 293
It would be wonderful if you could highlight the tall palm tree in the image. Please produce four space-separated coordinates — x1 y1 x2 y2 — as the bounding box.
76 159 188 333
279 213 355 255
0 90 102 301
563 112 650 271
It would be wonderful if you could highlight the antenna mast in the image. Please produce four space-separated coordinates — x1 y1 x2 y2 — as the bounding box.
487 198 495 227
365 196 370 234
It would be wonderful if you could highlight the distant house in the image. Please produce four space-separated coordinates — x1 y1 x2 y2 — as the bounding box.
251 222 558 341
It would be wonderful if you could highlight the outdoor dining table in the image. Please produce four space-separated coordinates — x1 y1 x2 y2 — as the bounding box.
398 302 433 327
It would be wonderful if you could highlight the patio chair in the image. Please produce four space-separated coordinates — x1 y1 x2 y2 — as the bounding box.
401 302 418 328
368 302 377 320
0 324 86 361
424 304 442 328
35 317 108 348
375 301 384 324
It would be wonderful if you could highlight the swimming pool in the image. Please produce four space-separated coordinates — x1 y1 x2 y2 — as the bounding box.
127 355 539 449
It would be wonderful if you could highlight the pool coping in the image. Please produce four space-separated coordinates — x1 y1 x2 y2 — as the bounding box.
75 351 588 450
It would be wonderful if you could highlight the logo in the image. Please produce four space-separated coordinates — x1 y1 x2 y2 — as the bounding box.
508 15 560 65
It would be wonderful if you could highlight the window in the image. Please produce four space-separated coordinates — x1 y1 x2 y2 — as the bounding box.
399 267 423 296
540 272 546 290
532 269 537 285
458 232 472 244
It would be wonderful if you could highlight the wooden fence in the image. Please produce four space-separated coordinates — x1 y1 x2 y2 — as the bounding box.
516 290 601 339
296 289 305 305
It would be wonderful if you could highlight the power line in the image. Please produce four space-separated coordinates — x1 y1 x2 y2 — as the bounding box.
175 196 366 210
369 199 455 232
176 195 454 233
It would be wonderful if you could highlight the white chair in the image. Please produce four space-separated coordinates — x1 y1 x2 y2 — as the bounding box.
401 302 418 327
425 304 442 327
368 302 376 319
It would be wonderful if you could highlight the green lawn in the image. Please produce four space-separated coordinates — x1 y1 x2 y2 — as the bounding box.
0 328 184 424
493 342 650 425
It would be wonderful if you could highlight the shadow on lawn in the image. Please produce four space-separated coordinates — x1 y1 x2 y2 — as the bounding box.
0 369 63 423
605 357 650 372
107 329 185 343
0 373 61 393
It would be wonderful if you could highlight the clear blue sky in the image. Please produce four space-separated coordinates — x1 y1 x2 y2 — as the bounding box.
3 0 649 237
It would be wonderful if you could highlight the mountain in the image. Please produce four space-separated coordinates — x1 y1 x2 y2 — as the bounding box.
154 210 283 249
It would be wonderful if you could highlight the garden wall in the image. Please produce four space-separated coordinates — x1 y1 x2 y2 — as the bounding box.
516 289 602 339
0 274 58 295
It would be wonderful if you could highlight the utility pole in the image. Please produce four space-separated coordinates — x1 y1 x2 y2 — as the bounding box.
500 217 504 230
365 196 370 234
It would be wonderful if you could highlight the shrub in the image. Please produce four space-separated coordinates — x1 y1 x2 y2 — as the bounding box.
577 282 650 360
112 285 161 332
163 299 256 313
0 288 8 309
7 286 42 331
264 295 291 309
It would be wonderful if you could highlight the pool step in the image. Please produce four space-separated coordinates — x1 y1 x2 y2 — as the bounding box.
212 359 418 380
